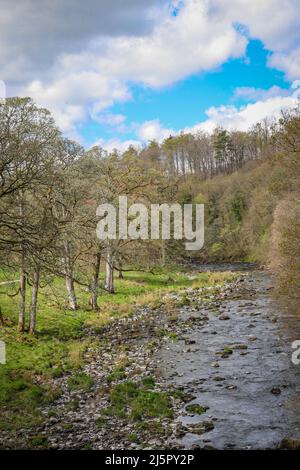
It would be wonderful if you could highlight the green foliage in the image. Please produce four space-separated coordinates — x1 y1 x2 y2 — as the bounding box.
196 161 281 263
67 372 94 391
130 390 173 421
0 370 61 407
29 435 48 448
107 366 127 383
66 398 80 411
105 379 173 421
185 404 209 415
191 107 300 304
0 369 61 433
141 376 156 388
230 189 246 223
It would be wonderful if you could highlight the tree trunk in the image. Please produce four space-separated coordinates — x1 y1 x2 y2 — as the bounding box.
105 249 115 294
29 269 40 334
90 251 101 309
18 269 26 332
18 194 26 332
63 240 78 310
65 274 78 310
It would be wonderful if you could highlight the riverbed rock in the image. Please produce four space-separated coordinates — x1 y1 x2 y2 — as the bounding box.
219 314 230 321
186 421 215 435
230 343 248 350
249 335 257 341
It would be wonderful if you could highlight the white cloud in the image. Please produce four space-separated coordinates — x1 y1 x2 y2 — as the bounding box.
0 0 161 82
137 119 175 142
95 0 247 88
4 0 300 89
2 0 300 139
17 0 248 135
188 84 300 133
268 48 300 81
93 119 174 152
214 0 300 52
213 0 300 80
91 112 126 126
23 74 130 134
234 85 289 102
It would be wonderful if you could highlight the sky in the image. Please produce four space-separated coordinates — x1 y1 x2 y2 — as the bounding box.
1 0 300 151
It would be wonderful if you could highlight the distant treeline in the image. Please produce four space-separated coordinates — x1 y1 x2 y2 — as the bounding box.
122 121 271 178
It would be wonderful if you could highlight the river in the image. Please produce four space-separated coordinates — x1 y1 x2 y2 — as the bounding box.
156 265 300 449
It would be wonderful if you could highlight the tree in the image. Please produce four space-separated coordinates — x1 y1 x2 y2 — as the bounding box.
46 139 85 310
0 97 61 332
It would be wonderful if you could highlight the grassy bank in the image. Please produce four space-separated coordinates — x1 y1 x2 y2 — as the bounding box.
0 266 234 436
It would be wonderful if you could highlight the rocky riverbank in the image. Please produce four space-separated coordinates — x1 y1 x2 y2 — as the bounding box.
2 267 300 450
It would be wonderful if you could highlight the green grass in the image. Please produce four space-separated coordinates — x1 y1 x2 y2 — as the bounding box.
28 434 48 449
104 379 174 421
0 369 61 434
106 366 127 383
67 372 94 392
66 398 80 411
141 376 156 388
0 266 235 438
185 403 209 415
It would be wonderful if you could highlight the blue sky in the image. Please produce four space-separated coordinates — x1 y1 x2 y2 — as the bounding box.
80 39 291 146
1 1 300 150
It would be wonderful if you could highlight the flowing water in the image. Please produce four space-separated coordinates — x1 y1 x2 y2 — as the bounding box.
156 266 300 449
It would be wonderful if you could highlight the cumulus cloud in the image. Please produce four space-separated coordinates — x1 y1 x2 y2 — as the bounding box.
2 0 300 139
23 73 130 133
137 119 175 142
268 48 300 80
96 0 247 87
9 0 249 136
213 0 300 52
188 84 300 133
213 0 300 80
92 119 175 152
0 0 161 82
